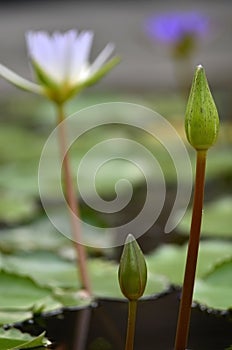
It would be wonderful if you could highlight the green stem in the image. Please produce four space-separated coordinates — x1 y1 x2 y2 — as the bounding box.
56 103 92 296
125 300 137 350
174 150 207 350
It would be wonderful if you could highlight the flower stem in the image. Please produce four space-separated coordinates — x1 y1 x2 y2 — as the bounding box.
174 150 207 350
56 103 92 296
125 300 137 350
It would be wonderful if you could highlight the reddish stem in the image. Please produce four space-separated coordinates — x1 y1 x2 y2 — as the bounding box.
174 150 207 350
56 103 92 296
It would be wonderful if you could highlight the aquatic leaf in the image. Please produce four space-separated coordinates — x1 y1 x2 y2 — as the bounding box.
53 289 91 307
147 244 186 285
204 259 232 287
2 251 79 289
0 190 38 224
0 125 44 164
177 196 232 238
193 280 232 310
0 270 52 311
0 311 31 326
146 241 232 285
0 217 71 253
0 328 48 349
90 258 166 298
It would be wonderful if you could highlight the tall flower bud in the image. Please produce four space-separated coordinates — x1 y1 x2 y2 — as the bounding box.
118 234 147 301
185 65 219 150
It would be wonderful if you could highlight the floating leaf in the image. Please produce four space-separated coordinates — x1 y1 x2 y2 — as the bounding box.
0 125 44 164
147 244 186 285
0 161 39 196
147 241 232 310
204 259 232 287
193 280 232 310
0 311 31 326
0 328 49 349
2 251 79 290
90 258 167 298
147 241 232 286
0 190 38 224
0 217 71 253
206 148 232 181
0 270 52 312
177 196 232 238
53 289 91 308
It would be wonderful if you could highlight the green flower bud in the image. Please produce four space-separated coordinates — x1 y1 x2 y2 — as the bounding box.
185 65 219 150
118 234 147 301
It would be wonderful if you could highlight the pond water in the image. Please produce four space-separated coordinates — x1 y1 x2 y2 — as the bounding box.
17 289 232 350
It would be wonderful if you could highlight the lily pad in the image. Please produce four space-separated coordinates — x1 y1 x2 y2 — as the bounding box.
2 251 79 290
194 280 232 310
0 160 40 197
147 241 232 310
147 241 232 285
0 311 32 326
1 251 167 299
0 190 38 224
206 148 232 181
0 217 71 253
177 196 232 238
204 259 232 287
0 124 44 165
0 270 52 311
0 328 48 349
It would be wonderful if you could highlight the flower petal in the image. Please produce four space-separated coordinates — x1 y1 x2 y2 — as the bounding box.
90 43 115 75
69 31 94 83
80 56 120 88
0 63 43 94
26 31 70 84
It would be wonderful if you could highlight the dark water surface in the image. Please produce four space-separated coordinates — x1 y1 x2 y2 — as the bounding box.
17 288 232 350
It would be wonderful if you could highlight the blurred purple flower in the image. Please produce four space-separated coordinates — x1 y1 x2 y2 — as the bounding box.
145 11 209 44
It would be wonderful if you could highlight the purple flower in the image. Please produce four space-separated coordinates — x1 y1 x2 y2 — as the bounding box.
145 11 209 44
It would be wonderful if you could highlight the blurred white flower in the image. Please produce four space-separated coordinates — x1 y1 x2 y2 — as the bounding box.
0 29 119 103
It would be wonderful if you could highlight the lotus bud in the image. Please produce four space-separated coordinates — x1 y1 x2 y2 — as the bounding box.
118 234 147 301
185 65 219 150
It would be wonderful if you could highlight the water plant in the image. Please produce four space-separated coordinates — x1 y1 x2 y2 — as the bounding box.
0 29 120 295
174 65 219 350
145 11 209 59
144 11 209 93
118 234 147 350
0 25 230 350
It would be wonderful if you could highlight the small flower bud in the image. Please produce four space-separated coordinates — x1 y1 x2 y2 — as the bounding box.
118 234 147 301
185 65 219 150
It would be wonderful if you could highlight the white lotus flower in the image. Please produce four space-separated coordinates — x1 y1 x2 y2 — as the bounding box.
0 29 119 103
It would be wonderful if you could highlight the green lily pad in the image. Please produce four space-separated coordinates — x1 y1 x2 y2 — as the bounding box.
193 280 232 310
0 190 38 224
0 311 32 326
204 259 232 287
147 241 232 285
177 196 232 238
0 160 39 197
0 328 49 350
147 245 186 285
0 125 44 165
0 217 71 253
2 251 167 300
2 251 79 290
52 289 91 308
89 258 167 298
0 269 64 325
206 148 232 181
0 270 52 311
147 241 232 310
